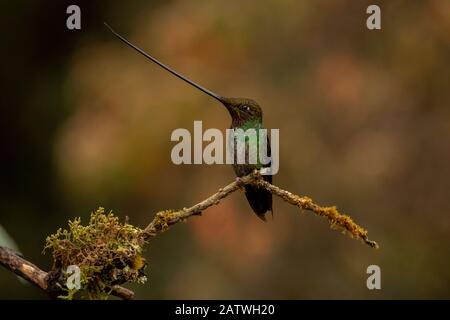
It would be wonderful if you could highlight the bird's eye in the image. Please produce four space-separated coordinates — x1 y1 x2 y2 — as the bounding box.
242 105 250 111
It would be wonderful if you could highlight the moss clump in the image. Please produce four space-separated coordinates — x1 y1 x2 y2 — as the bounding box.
44 207 147 299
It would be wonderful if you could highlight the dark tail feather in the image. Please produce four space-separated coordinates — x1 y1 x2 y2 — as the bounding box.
244 184 273 221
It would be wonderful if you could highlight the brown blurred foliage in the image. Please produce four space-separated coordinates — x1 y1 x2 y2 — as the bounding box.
1 0 449 298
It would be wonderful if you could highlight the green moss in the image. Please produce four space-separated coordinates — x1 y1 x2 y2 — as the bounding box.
43 207 147 299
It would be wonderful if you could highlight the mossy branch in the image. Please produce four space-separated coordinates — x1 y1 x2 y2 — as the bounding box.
144 171 378 248
0 170 377 300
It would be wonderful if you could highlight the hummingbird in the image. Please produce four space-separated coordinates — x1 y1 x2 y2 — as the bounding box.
105 23 272 220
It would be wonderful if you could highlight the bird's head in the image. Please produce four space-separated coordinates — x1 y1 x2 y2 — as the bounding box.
219 97 262 123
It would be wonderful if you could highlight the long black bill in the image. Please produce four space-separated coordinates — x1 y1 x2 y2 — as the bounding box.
104 23 224 103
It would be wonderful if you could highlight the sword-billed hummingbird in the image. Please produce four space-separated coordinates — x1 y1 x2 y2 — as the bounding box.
105 23 272 220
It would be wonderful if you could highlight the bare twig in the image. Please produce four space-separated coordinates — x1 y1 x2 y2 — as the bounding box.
144 171 378 248
0 246 47 291
0 245 134 299
111 285 134 300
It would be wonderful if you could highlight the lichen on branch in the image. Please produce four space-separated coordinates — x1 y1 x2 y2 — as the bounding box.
254 176 378 248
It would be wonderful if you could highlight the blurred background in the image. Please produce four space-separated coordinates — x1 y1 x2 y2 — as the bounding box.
1 0 449 299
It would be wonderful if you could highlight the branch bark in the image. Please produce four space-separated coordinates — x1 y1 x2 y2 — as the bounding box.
0 246 47 291
0 246 134 299
144 171 378 248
